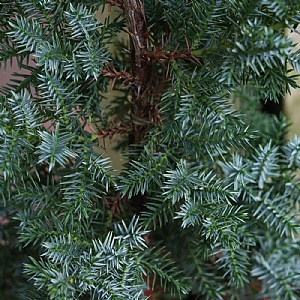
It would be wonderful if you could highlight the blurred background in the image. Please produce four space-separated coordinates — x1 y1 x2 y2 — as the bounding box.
285 26 300 139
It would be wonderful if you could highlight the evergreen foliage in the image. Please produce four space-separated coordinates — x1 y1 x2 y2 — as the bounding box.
0 0 300 299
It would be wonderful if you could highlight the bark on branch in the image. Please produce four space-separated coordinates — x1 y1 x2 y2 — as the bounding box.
122 0 153 146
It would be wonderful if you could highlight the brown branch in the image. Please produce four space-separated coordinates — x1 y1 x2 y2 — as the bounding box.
142 39 202 66
143 48 201 65
101 63 134 89
122 0 149 68
103 192 126 218
96 121 132 141
118 1 154 214
122 0 153 149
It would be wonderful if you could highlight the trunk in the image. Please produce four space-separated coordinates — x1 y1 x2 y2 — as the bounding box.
123 0 153 147
123 0 153 213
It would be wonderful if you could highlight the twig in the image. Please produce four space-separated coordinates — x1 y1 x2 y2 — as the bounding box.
101 63 134 90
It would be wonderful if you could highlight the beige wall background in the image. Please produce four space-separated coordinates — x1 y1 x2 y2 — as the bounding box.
286 27 300 139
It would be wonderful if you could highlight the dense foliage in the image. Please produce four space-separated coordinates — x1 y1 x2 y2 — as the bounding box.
1 0 300 299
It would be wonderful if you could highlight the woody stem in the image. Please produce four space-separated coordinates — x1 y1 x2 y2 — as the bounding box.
123 0 153 146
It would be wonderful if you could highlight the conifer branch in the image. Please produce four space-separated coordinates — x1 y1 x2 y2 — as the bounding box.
1 0 300 299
